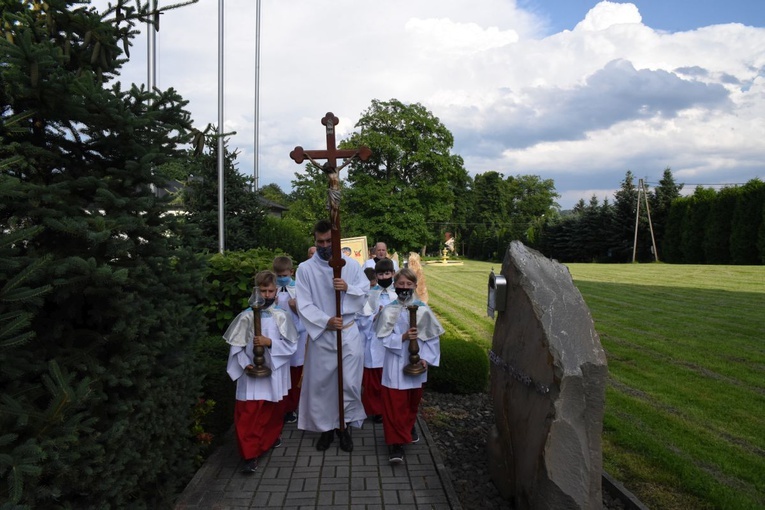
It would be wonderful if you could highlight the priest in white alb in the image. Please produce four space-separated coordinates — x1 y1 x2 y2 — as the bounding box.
296 220 369 452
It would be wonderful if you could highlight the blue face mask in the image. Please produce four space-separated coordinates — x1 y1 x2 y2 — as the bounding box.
317 245 332 261
276 276 292 288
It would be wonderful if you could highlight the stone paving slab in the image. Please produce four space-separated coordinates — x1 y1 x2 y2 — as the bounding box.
175 416 462 510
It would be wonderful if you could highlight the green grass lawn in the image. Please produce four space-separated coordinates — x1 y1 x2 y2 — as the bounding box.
422 259 765 510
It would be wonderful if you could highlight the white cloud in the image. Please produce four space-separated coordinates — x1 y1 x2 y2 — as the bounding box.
405 17 519 56
91 0 764 208
574 1 642 32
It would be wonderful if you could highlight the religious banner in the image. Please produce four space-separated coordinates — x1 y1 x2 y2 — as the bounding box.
341 236 368 267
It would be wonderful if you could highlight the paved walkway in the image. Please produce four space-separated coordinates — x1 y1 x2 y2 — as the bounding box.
175 416 462 510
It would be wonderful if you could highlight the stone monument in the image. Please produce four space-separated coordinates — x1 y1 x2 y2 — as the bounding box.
487 241 607 509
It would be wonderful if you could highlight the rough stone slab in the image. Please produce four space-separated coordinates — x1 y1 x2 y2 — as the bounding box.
488 241 608 510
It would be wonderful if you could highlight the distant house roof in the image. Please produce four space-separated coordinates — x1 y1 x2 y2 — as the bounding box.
257 196 289 218
151 180 290 217
153 179 184 200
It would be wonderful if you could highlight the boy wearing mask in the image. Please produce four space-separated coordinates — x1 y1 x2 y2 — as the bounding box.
273 256 308 424
357 258 397 423
375 268 443 464
224 270 298 473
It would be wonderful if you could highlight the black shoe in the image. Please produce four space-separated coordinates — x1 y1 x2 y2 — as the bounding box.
411 426 419 444
388 444 404 464
284 411 297 424
272 436 282 449
316 430 334 451
337 427 353 452
372 414 383 424
242 458 258 473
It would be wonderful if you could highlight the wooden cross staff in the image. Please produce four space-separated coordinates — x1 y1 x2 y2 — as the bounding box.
290 112 371 433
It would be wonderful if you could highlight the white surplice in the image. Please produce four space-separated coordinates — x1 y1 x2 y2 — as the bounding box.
357 285 397 368
224 305 298 401
276 283 308 367
375 299 444 390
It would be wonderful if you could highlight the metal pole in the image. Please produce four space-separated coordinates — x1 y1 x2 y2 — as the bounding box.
217 0 225 253
147 0 158 197
147 0 157 101
253 0 261 192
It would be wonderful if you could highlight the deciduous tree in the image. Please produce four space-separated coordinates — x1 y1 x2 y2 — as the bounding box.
341 99 469 253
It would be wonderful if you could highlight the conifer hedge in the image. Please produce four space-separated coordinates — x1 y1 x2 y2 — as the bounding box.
662 179 765 264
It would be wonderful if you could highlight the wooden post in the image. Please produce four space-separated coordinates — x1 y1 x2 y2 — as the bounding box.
642 179 660 262
632 181 642 263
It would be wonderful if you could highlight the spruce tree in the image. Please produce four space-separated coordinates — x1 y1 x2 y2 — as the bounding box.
650 167 683 252
612 171 639 262
613 171 654 262
1 1 207 507
182 136 266 252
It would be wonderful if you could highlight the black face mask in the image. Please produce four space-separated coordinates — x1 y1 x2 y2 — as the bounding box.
263 298 275 308
377 277 393 288
317 245 332 261
395 288 413 302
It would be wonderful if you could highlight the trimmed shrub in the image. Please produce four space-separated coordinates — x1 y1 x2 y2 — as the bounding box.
193 335 236 452
428 334 489 394
194 248 288 459
202 248 287 332
258 216 313 260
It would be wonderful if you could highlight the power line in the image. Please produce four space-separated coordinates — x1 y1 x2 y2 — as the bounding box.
424 221 526 227
644 181 750 187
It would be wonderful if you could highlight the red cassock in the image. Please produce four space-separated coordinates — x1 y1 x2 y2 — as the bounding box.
234 400 285 459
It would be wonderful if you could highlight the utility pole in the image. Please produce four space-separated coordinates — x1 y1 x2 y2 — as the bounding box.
632 181 641 263
643 179 659 262
632 178 659 262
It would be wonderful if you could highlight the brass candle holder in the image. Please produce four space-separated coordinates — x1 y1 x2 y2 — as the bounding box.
403 303 427 376
247 288 272 378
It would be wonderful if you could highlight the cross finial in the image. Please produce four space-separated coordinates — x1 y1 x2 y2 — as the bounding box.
290 112 371 173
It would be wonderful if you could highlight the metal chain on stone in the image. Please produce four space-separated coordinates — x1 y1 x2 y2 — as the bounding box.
489 350 551 395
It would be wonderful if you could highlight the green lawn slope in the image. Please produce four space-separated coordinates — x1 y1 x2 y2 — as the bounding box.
422 259 765 510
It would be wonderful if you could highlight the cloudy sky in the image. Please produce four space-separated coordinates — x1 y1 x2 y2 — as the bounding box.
93 0 765 209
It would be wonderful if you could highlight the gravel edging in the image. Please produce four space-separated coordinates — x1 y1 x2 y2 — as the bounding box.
421 389 638 510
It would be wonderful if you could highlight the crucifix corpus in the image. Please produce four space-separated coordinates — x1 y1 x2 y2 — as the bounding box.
290 112 371 433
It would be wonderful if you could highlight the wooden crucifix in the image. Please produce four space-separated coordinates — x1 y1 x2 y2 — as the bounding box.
290 112 371 433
